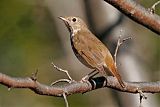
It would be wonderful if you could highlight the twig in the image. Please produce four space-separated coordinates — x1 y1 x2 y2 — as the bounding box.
114 35 121 66
114 32 132 66
63 93 69 107
149 0 160 14
51 79 72 86
51 62 73 85
30 69 38 81
137 88 147 107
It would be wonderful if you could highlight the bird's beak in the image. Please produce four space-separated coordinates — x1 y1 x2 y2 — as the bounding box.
58 16 71 32
58 16 68 22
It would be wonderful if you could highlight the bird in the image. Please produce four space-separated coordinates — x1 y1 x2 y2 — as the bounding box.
59 16 125 88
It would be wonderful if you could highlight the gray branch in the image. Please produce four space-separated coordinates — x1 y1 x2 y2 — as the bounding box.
104 0 160 35
0 72 160 97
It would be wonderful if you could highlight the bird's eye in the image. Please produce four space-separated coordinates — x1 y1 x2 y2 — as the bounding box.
72 18 76 22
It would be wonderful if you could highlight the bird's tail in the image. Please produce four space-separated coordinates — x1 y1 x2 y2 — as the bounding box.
109 65 125 88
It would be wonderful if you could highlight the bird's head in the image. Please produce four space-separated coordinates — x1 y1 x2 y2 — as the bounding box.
59 16 88 33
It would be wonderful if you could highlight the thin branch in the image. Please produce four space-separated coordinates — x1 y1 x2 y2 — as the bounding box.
51 62 73 81
149 0 160 14
137 89 147 107
0 72 160 98
51 62 75 86
30 69 38 81
51 79 72 86
114 34 132 66
104 0 160 35
114 36 121 66
63 93 69 107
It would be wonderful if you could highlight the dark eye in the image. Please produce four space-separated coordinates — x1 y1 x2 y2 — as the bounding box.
72 18 76 22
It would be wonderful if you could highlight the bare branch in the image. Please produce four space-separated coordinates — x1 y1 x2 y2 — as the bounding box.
104 0 160 35
137 89 147 107
63 93 69 107
149 0 160 14
0 72 160 98
30 69 38 81
51 79 72 86
51 62 73 81
114 34 132 66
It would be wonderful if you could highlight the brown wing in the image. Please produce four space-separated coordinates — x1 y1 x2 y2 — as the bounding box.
72 30 106 68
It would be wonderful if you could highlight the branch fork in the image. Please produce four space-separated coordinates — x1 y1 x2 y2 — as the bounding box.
51 62 74 85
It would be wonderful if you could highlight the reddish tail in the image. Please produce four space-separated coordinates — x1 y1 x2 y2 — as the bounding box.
110 65 125 88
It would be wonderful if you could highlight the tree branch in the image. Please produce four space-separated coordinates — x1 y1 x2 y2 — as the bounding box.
104 0 160 35
0 72 160 97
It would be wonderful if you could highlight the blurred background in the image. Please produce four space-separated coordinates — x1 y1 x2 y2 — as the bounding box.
0 0 159 107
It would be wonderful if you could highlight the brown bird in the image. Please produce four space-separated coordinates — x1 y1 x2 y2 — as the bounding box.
59 16 125 88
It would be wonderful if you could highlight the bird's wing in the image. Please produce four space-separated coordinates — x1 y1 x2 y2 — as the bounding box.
73 31 107 68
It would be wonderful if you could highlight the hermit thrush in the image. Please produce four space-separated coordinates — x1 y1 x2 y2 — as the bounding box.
59 16 125 88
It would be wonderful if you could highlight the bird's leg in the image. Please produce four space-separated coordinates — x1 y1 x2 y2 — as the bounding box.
81 70 99 82
51 62 74 86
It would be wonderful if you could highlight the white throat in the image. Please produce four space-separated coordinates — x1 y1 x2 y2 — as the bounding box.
71 28 81 37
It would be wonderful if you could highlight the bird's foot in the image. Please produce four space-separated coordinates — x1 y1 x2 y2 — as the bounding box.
80 75 90 83
80 70 99 83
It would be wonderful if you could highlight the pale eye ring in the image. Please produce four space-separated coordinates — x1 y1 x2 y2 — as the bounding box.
72 18 76 22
